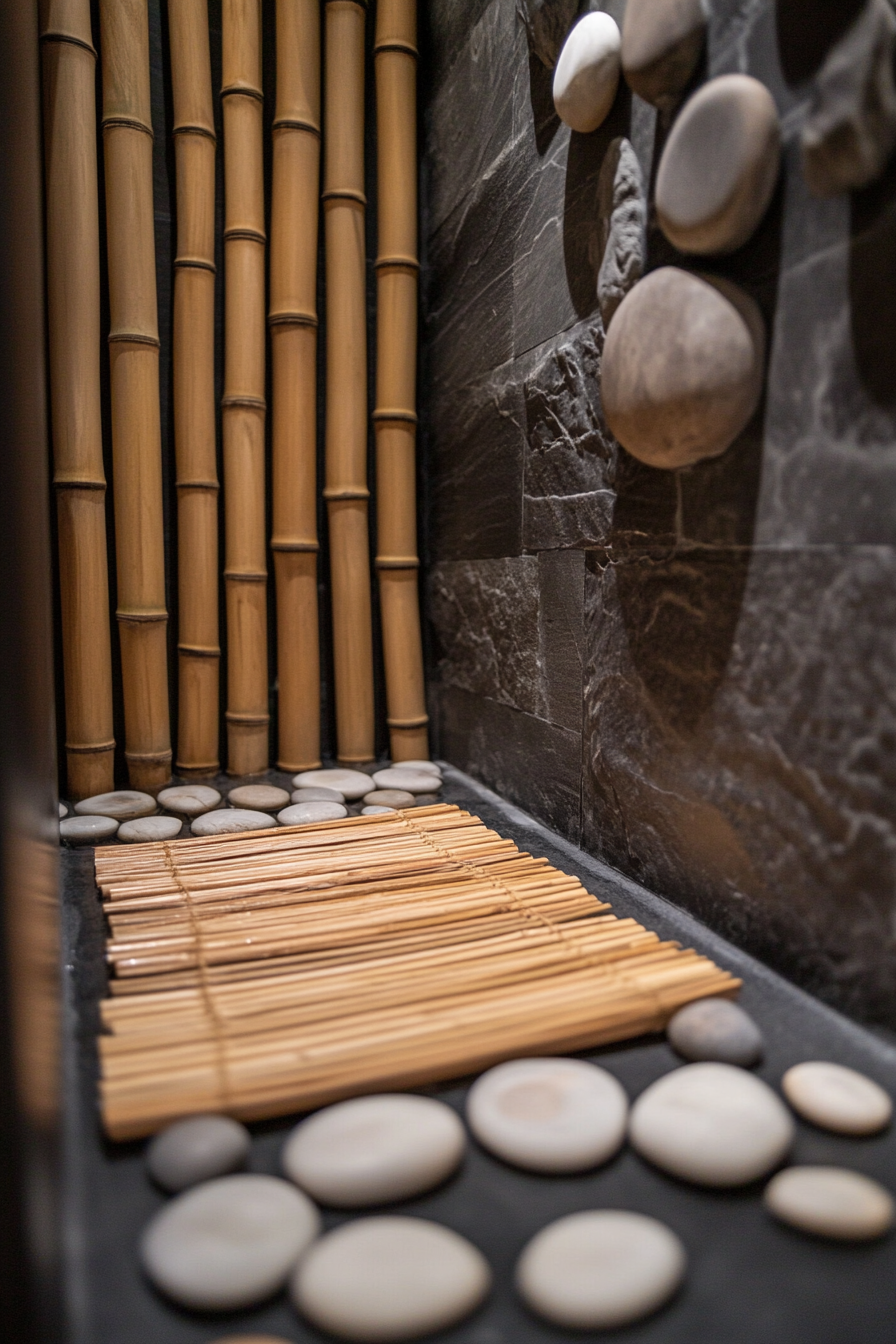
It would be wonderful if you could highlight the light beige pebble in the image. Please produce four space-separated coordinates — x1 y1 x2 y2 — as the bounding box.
60 815 119 845
782 1061 892 1135
292 1216 490 1341
765 1166 894 1241
363 789 417 808
291 786 345 803
392 760 441 776
157 784 221 817
59 802 67 818
373 768 442 795
227 784 291 813
147 1115 250 1192
467 1058 628 1173
118 816 183 843
601 267 764 468
207 1337 295 1344
277 802 348 826
74 790 156 820
283 1094 466 1207
516 1210 686 1330
293 768 374 800
629 1062 794 1186
362 805 395 815
656 73 781 254
553 12 621 133
191 809 275 837
140 1174 320 1312
621 0 707 112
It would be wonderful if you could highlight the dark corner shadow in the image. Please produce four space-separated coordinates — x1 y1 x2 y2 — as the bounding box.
528 49 561 155
562 83 632 316
849 161 896 409
774 0 865 85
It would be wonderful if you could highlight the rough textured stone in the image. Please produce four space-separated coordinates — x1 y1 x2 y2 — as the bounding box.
802 0 896 197
595 137 645 327
74 791 155 821
621 0 706 111
782 1061 893 1135
157 785 221 817
146 1115 250 1192
118 816 183 843
656 74 781 254
516 1210 686 1329
292 1217 491 1341
518 0 579 68
227 785 291 813
764 1166 894 1241
553 12 621 133
601 268 765 468
667 997 764 1066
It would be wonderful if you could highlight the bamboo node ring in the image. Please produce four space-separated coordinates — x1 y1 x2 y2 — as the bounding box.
115 610 169 625
222 227 266 244
173 124 216 143
372 409 418 424
272 118 321 138
376 556 420 569
53 475 106 491
174 256 217 273
271 539 320 553
101 115 154 139
373 40 419 58
387 714 430 729
223 570 268 582
322 188 367 206
323 486 371 501
125 749 173 765
374 255 420 272
65 739 115 754
224 712 270 726
178 644 221 659
107 331 160 348
268 311 318 329
176 479 220 491
40 30 97 58
221 83 263 102
221 395 266 411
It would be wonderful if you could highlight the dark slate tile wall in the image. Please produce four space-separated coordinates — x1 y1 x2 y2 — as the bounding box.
420 0 896 1028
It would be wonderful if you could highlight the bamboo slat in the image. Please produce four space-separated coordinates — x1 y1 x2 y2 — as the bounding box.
374 0 428 762
270 0 321 772
94 804 740 1138
324 0 375 763
99 0 171 791
169 0 220 776
222 0 269 775
40 0 115 799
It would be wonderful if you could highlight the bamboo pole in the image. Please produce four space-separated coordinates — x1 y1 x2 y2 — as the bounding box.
374 0 428 761
222 0 269 774
40 0 115 798
324 0 375 763
270 0 321 772
99 0 171 791
169 0 219 776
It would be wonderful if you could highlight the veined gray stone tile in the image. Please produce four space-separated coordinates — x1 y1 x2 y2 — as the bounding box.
582 544 896 1027
424 0 495 99
539 549 585 732
434 684 582 842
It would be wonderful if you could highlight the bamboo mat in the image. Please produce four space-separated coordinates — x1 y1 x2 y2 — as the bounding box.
94 804 740 1139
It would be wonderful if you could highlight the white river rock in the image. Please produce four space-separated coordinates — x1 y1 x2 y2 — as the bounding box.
74 790 156 820
293 769 374 800
782 1061 892 1135
118 816 183 843
191 809 275 837
157 784 221 817
553 12 621 134
147 1115 251 1192
764 1166 894 1241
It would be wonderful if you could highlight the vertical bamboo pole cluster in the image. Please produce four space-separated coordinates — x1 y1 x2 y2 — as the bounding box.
270 0 322 772
324 0 375 764
374 0 428 762
169 0 220 777
40 0 115 799
222 0 269 775
99 0 172 792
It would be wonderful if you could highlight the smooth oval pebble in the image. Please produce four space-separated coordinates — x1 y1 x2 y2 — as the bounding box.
283 1094 465 1207
60 815 119 845
157 784 221 817
516 1210 686 1330
656 74 781 254
602 267 764 468
764 1166 894 1241
141 1173 320 1311
373 768 442 795
391 760 441 776
467 1057 628 1173
667 997 763 1067
191 809 275 837
553 12 621 133
277 801 348 826
621 0 706 110
146 1115 251 1192
363 789 417 808
208 1337 295 1344
291 786 346 803
293 768 374 800
362 805 395 815
74 790 156 820
629 1062 794 1186
292 1216 490 1341
118 816 183 844
59 801 67 818
228 784 291 812
782 1061 892 1135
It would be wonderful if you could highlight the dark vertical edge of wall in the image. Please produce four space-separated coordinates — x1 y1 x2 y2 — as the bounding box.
0 4 63 1342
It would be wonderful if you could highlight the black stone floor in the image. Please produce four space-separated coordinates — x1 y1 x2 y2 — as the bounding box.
61 764 896 1344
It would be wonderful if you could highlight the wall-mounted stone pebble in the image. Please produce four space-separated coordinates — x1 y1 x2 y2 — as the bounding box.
621 0 706 111
629 1062 794 1186
601 267 765 468
553 12 621 133
147 1115 250 1192
191 809 275 837
802 0 896 196
277 801 348 826
74 790 156 821
595 136 645 328
140 1173 320 1311
60 815 119 845
157 784 221 817
667 997 763 1066
765 1166 894 1241
516 1210 686 1329
656 74 780 254
118 816 183 843
518 0 580 69
293 769 374 800
292 1216 491 1341
782 1061 892 1135
283 1094 465 1207
373 767 442 795
467 1057 628 1172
